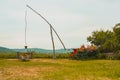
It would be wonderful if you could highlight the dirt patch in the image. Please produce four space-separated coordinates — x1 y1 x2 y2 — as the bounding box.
1 66 58 80
32 59 70 64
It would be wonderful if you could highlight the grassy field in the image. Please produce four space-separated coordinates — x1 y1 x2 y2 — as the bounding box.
0 59 120 80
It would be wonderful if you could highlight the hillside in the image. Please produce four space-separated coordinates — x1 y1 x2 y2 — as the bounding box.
12 48 72 53
0 46 72 53
0 47 15 53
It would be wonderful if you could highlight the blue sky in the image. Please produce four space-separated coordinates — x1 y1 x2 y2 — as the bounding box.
0 0 120 49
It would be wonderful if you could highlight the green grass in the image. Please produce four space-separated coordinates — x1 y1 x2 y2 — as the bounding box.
0 53 17 58
0 53 69 59
0 59 120 80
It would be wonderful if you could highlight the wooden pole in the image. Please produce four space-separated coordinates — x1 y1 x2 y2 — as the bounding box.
50 25 56 59
26 5 66 58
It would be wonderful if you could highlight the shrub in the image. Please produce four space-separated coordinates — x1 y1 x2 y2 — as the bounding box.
70 45 98 60
96 53 106 59
0 53 17 59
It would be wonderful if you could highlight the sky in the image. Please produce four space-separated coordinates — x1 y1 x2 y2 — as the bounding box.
0 0 120 49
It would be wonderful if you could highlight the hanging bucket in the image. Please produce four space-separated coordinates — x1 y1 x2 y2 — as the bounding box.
25 46 28 49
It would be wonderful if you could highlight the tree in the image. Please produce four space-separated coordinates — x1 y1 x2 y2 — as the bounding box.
113 23 120 44
87 29 119 53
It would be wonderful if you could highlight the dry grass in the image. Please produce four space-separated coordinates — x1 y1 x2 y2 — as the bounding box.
0 59 120 80
1 66 57 80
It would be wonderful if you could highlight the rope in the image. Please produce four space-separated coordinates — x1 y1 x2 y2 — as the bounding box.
25 7 27 47
24 0 29 49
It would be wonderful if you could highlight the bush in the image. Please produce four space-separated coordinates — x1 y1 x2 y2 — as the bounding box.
33 53 69 59
96 53 105 59
70 45 99 60
56 53 69 59
0 53 17 59
70 50 98 60
113 52 120 60
96 52 120 60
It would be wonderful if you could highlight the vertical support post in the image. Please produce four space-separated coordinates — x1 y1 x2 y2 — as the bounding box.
50 25 56 59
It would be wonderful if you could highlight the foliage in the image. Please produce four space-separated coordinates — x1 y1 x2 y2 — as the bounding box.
0 52 69 59
113 23 120 49
87 23 120 53
87 30 111 46
33 53 69 59
96 52 120 60
113 53 120 60
0 53 17 59
96 53 107 59
70 45 98 60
